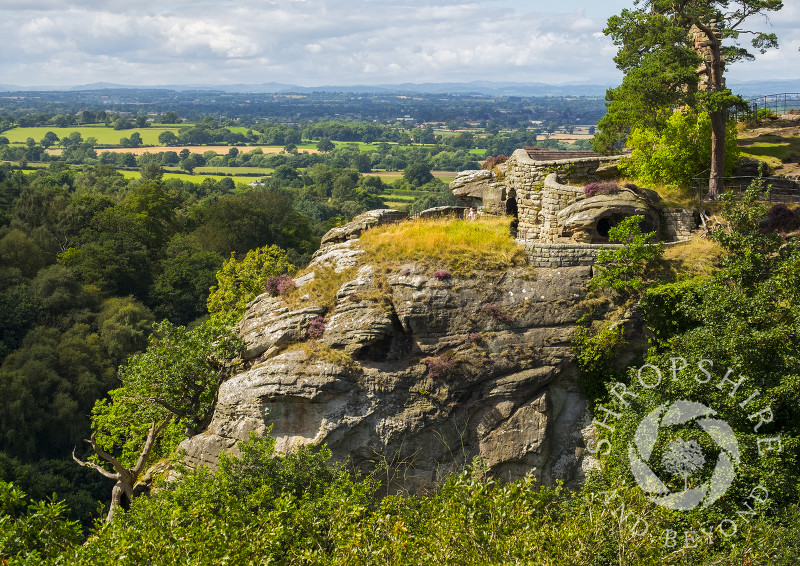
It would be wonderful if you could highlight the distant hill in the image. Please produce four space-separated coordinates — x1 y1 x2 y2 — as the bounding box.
728 79 800 98
0 81 613 97
3 79 799 98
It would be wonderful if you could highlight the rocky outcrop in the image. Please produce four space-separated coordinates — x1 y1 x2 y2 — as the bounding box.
413 206 468 220
449 169 494 202
180 235 601 490
320 209 407 248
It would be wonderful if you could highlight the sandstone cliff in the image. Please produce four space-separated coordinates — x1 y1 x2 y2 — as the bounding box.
180 211 599 491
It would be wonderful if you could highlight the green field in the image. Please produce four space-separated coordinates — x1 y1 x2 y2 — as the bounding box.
192 166 272 176
331 141 379 151
3 124 182 146
121 170 268 185
378 194 415 202
738 135 800 169
382 201 411 210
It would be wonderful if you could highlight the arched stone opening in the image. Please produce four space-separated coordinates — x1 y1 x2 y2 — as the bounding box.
506 196 518 237
505 196 518 217
596 216 614 239
595 213 657 241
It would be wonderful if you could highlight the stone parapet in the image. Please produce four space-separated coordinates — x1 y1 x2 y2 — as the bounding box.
522 242 623 268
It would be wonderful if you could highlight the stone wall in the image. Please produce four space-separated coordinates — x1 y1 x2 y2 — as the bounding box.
662 209 699 242
505 149 621 244
523 242 624 268
452 148 700 268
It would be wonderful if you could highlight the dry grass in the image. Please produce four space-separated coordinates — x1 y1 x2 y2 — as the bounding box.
357 216 527 275
284 341 359 373
661 235 723 278
284 266 358 311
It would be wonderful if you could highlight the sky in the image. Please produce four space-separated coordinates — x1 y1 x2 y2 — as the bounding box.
1 0 798 88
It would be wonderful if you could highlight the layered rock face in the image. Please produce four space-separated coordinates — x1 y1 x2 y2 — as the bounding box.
181 217 598 491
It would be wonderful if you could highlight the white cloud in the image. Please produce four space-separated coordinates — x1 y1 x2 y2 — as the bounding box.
0 0 797 87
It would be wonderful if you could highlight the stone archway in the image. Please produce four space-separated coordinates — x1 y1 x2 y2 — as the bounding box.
558 193 661 244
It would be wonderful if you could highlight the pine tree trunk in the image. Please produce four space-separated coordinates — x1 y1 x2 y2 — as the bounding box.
707 109 725 199
704 25 726 200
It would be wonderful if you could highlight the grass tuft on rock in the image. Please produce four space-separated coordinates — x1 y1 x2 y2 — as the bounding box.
357 217 527 275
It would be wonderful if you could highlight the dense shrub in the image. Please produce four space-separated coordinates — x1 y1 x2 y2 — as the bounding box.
619 110 739 189
207 245 296 320
591 215 664 299
50 438 800 564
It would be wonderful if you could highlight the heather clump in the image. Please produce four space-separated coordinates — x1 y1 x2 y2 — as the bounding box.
265 274 296 297
583 182 620 198
765 203 800 233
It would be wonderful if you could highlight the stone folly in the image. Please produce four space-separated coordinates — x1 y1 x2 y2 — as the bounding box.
451 148 699 267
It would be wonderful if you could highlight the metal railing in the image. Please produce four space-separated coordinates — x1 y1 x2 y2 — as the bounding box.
735 93 800 121
691 175 800 204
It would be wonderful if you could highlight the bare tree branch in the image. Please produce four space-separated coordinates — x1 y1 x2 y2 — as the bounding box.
72 447 119 481
85 432 129 477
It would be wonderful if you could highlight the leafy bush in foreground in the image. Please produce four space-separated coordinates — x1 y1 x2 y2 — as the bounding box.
49 437 800 565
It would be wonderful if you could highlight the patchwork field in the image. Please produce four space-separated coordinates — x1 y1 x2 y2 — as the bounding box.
364 170 458 183
3 124 182 146
97 145 319 156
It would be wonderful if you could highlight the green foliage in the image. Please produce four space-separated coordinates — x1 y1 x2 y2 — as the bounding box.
591 215 665 299
149 235 223 325
711 178 781 284
67 436 374 565
96 297 154 367
207 244 296 320
574 322 626 404
0 454 108 529
406 182 463 216
639 277 705 348
188 189 317 260
593 178 800 530
597 0 781 196
50 441 800 564
619 111 739 188
89 319 243 467
402 162 434 186
0 481 82 564
0 324 116 460
593 10 701 152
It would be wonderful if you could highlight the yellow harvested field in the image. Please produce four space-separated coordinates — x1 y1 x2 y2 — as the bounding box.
364 171 458 178
548 133 594 140
96 146 320 156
